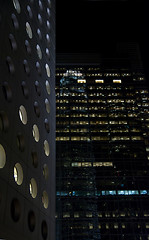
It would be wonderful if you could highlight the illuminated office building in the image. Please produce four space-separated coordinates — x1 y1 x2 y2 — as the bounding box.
56 47 149 240
0 1 55 239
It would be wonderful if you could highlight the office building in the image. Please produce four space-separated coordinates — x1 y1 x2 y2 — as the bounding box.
0 0 55 239
56 46 149 240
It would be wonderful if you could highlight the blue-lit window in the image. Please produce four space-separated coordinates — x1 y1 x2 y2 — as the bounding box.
140 190 148 195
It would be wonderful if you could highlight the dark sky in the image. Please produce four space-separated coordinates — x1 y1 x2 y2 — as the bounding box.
56 0 148 77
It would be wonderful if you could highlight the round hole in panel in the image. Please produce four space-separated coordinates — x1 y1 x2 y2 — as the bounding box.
38 13 42 25
25 40 31 54
42 191 49 209
11 13 19 29
46 20 50 30
32 124 40 142
44 119 50 133
37 28 42 40
14 163 23 185
47 8 51 17
28 210 36 232
17 133 25 152
11 198 21 222
29 178 37 198
45 80 50 95
13 0 21 14
47 0 51 7
23 59 30 75
36 44 42 59
9 34 17 51
46 34 50 44
43 164 49 180
43 140 50 156
31 152 38 168
36 61 41 75
39 0 43 10
26 22 32 39
2 82 12 102
21 81 29 99
6 56 15 74
35 81 41 96
45 48 50 60
0 144 6 169
19 105 27 125
45 64 50 77
45 99 50 113
34 101 40 117
0 111 9 132
27 5 33 18
41 220 48 240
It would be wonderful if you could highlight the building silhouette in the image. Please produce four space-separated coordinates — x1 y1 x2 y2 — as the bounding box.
0 0 55 239
56 45 149 240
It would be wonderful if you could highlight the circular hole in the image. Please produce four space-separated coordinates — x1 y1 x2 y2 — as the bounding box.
17 133 25 152
46 34 50 44
43 164 49 180
35 81 41 96
37 28 42 40
13 0 21 14
2 82 12 102
14 163 23 185
27 5 33 18
42 191 49 209
23 59 30 75
45 64 50 77
47 8 51 17
9 34 17 51
0 111 9 132
0 144 6 169
41 221 48 240
25 40 31 54
44 119 50 133
28 210 36 232
19 105 27 125
44 140 50 156
46 20 50 30
29 178 37 198
11 198 21 222
45 99 50 113
47 0 51 7
21 81 29 99
31 152 38 168
36 62 42 75
34 102 40 117
45 48 50 59
26 22 32 39
36 44 42 59
6 56 15 74
32 124 40 142
39 0 43 10
11 13 19 29
45 80 50 95
38 13 42 25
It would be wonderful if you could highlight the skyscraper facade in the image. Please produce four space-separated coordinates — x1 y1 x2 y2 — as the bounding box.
0 1 55 239
56 48 149 240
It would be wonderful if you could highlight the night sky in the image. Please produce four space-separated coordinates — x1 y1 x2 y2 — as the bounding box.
56 0 149 81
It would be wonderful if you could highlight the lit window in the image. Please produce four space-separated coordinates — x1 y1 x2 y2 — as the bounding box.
113 79 121 83
95 79 104 83
77 79 86 83
63 212 70 218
